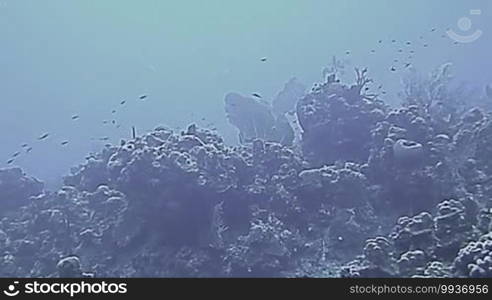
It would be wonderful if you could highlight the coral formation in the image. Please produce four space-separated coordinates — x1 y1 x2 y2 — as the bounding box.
1 64 492 278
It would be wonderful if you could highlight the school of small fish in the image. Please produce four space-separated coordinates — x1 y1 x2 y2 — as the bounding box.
4 26 490 167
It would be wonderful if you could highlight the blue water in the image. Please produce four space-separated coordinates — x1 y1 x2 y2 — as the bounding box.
1 0 491 187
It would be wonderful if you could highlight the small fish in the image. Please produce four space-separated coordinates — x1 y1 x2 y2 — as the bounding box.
71 115 79 120
345 50 351 55
406 41 411 45
12 151 21 157
21 143 29 148
25 147 33 153
112 110 117 114
391 39 396 43
431 28 436 32
61 141 69 146
99 137 110 141
364 87 370 91
260 57 267 62
38 133 50 140
382 91 387 95
404 63 412 68
398 49 403 53
390 67 396 72
410 50 415 54
423 44 429 48
378 85 383 90
201 117 206 121
378 40 382 44
111 120 116 125
103 120 109 124
370 49 376 53
139 94 148 100
252 93 262 98
120 100 126 105
6 158 15 164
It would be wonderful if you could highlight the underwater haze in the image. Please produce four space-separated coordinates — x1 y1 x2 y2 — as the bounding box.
1 0 492 278
1 0 491 186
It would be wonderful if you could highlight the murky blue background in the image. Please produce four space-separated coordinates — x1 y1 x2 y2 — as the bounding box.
0 0 490 188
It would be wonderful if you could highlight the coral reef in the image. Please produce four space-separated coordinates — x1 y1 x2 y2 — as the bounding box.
1 64 492 278
0 167 44 213
296 68 387 166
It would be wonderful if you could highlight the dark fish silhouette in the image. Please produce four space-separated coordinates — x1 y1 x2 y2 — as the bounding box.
252 93 262 98
370 50 376 53
71 115 79 120
486 85 492 99
120 100 126 105
99 137 110 141
38 133 50 140
139 94 148 100
7 158 14 164
406 41 411 45
378 40 382 44
423 44 429 48
431 28 436 32
21 143 29 148
391 39 396 43
390 67 397 72
12 151 21 157
112 110 117 114
26 147 33 153
345 50 350 55
111 120 116 125
260 57 267 62
61 141 69 146
404 63 412 68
